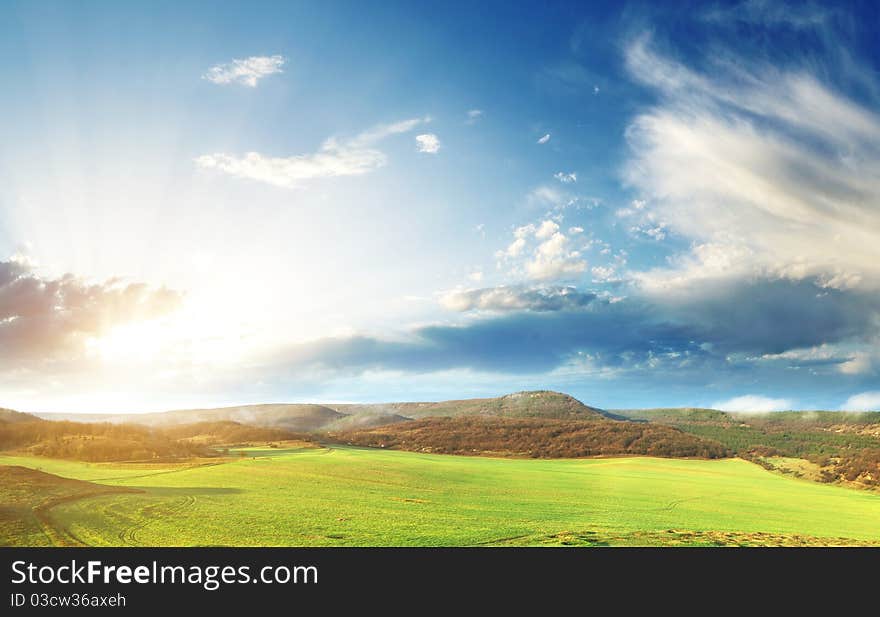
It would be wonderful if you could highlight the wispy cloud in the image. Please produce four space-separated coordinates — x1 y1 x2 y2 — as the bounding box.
466 109 483 124
196 117 429 188
203 55 286 87
553 171 577 183
415 133 441 153
701 0 833 30
537 133 551 144
624 34 880 292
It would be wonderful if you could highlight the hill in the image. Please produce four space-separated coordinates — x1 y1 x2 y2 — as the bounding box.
0 420 212 462
330 415 730 459
0 465 140 546
613 408 735 424
34 391 605 432
39 403 345 432
331 390 608 421
0 408 41 423
10 448 880 546
321 412 412 432
613 407 880 489
160 421 301 445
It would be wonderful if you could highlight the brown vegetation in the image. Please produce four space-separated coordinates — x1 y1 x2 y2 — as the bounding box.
0 419 308 462
161 421 298 445
0 420 210 461
330 416 730 459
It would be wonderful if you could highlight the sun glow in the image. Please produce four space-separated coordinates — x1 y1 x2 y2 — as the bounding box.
86 321 168 363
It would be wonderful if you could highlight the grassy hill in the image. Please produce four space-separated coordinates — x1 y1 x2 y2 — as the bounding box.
4 447 880 547
0 465 139 546
614 407 880 488
613 408 735 424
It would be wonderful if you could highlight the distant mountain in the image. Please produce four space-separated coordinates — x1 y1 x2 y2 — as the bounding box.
331 391 609 422
38 404 345 432
35 391 607 432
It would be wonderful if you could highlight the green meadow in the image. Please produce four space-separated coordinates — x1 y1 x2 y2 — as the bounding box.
3 446 880 546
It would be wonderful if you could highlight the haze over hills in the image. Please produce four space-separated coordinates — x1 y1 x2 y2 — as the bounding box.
37 403 345 432
35 391 609 432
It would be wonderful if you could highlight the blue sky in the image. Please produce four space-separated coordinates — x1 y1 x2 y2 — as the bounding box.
1 1 880 412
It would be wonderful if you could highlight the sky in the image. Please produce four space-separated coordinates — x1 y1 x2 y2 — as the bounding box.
1 0 880 413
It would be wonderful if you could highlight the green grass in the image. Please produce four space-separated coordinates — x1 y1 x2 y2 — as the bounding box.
3 447 880 546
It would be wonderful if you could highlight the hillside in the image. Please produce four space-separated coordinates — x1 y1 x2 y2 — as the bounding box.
0 417 313 462
613 408 735 424
330 415 730 459
0 420 213 462
39 403 345 432
0 408 41 423
7 451 880 547
160 421 301 445
0 465 140 546
321 412 412 432
613 407 880 489
33 391 605 432
331 390 608 421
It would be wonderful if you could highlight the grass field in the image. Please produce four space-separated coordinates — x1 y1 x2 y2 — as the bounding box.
3 446 880 546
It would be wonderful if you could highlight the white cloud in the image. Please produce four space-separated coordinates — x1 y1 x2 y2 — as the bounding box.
537 133 551 144
466 109 483 124
841 391 880 411
554 171 577 183
535 220 559 240
713 394 794 413
354 117 428 144
839 352 875 375
415 133 441 154
495 219 587 281
195 117 428 188
624 35 880 293
590 265 618 283
527 233 586 281
569 226 584 234
494 222 534 259
203 55 286 87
